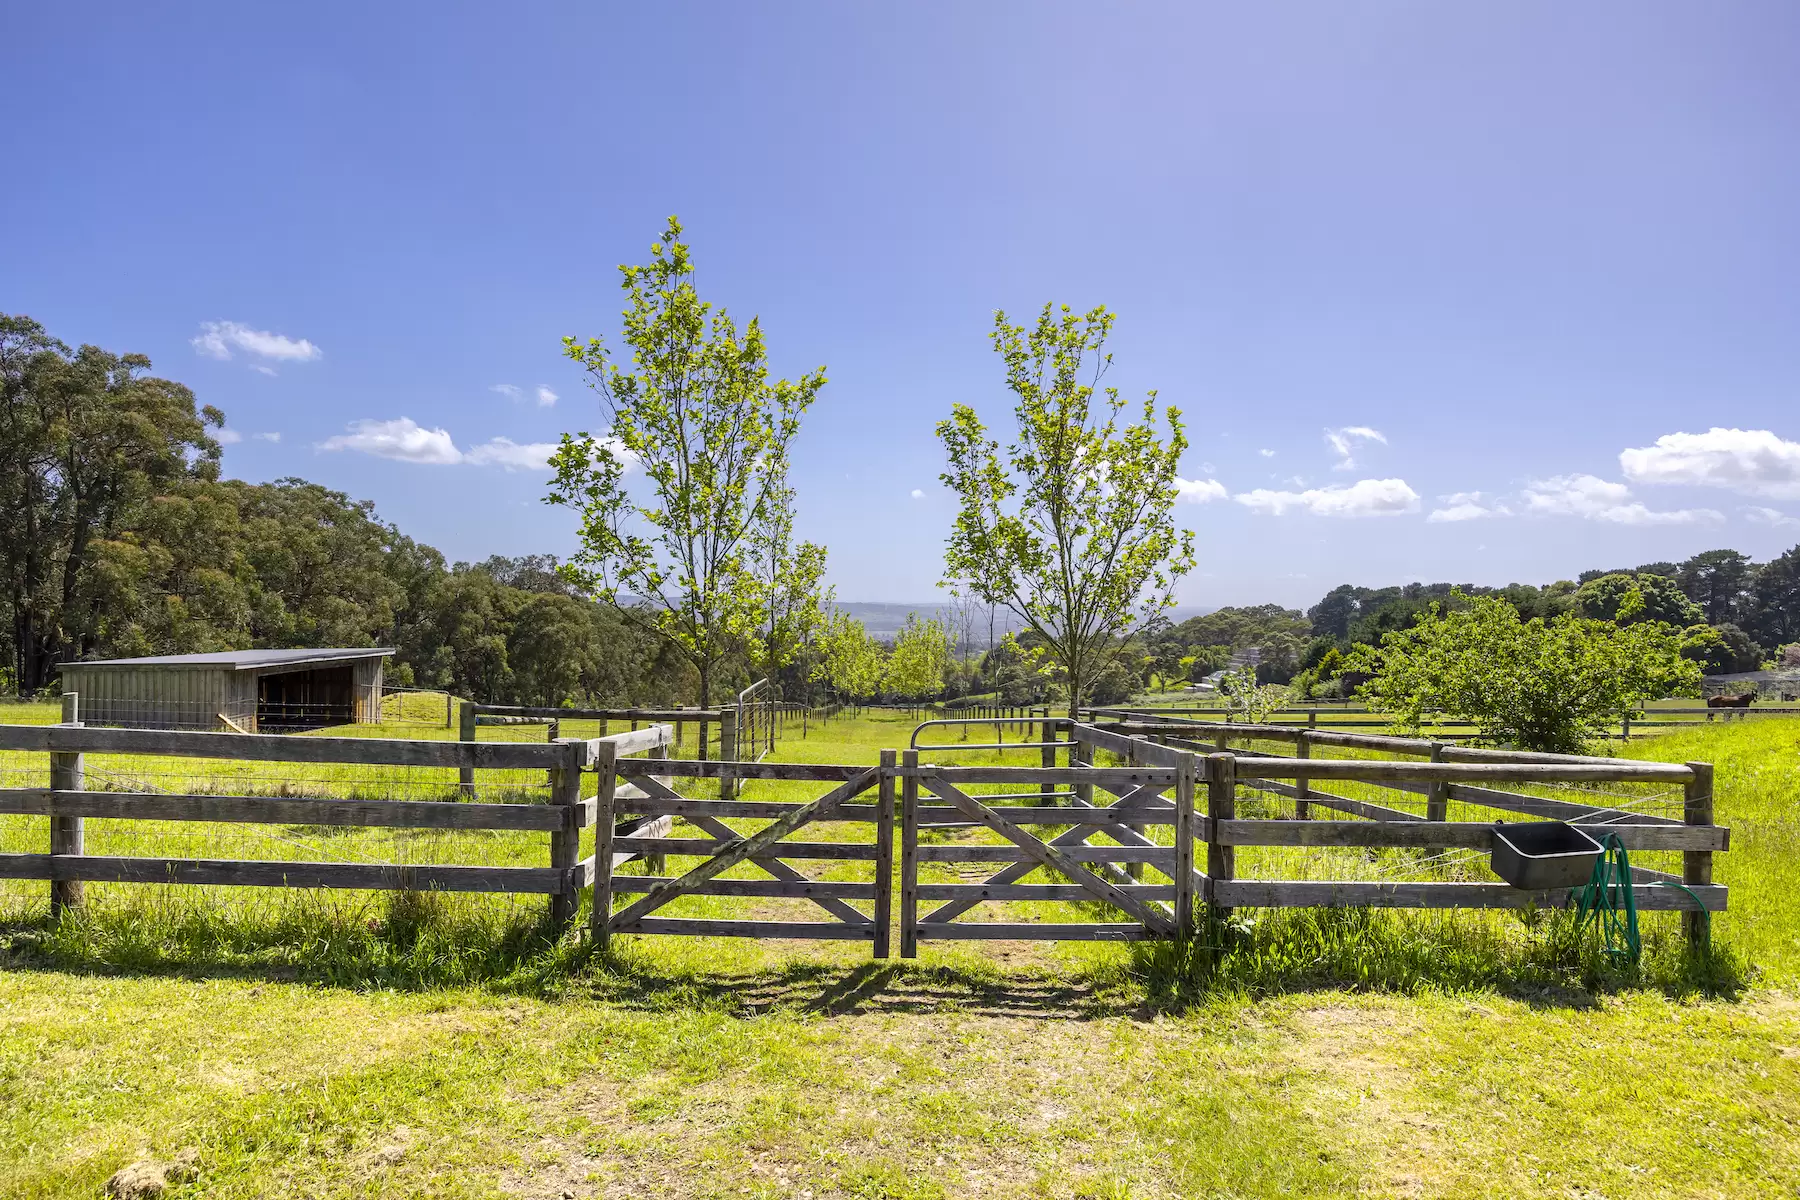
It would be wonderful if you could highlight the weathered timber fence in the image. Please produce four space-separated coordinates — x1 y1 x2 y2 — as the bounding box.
582 718 1728 960
0 695 676 935
1090 720 1726 937
1092 703 1800 739
462 695 810 796
590 754 893 950
5 701 1731 960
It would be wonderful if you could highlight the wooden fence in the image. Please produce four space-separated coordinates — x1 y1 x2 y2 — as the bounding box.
1091 702 1800 739
2 700 1731 959
578 718 1727 957
0 693 675 932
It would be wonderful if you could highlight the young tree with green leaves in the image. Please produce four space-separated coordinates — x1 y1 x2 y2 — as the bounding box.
547 218 828 705
885 613 951 700
1348 592 1702 753
937 304 1196 714
815 609 885 708
747 464 830 684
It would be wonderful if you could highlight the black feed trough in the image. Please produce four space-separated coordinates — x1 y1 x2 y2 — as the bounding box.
1490 821 1603 890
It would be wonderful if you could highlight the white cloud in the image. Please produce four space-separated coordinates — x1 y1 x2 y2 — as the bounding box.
491 382 559 408
910 488 925 499
192 321 321 363
318 418 463 465
1200 461 1216 475
316 418 592 472
1619 427 1800 499
1521 474 1721 525
253 432 282 443
1324 426 1386 471
464 437 558 472
1235 477 1420 518
1743 505 1800 528
250 364 278 376
1258 448 1275 458
214 429 244 445
1174 477 1229 504
1427 491 1512 523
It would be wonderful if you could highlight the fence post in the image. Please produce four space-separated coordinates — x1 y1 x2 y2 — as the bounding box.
1206 752 1236 921
1072 724 1094 808
1683 761 1714 952
645 731 669 876
50 692 83 919
1621 711 1632 742
590 739 619 950
458 701 477 796
1174 752 1197 938
1295 730 1312 821
548 738 584 933
874 749 896 959
445 691 453 729
1425 742 1448 823
900 749 920 959
719 707 738 801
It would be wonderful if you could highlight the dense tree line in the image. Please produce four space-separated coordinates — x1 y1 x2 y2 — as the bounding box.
1146 549 1800 697
0 313 716 705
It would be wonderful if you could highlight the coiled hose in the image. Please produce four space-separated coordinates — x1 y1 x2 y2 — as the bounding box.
1571 832 1711 964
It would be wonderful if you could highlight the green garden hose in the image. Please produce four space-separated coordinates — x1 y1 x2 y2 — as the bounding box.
1573 833 1641 962
1571 833 1712 964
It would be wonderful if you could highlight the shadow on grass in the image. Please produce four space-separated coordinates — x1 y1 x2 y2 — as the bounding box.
577 952 1131 1020
0 893 1751 1013
0 888 582 995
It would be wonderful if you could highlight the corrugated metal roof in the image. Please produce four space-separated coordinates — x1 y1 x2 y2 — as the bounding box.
59 648 393 672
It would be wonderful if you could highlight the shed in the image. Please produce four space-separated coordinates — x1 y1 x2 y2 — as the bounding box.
57 648 393 732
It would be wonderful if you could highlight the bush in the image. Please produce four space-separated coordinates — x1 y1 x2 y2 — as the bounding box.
1348 591 1702 753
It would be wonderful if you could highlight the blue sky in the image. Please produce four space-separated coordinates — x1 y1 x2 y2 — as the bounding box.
8 3 1800 609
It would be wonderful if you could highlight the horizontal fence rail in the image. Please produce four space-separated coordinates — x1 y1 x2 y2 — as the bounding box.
3 699 1732 959
3 693 679 930
1092 702 1800 739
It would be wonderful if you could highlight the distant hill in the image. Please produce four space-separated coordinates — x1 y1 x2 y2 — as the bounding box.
836 601 1214 642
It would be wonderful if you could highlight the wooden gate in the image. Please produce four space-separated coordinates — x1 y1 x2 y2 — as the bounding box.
897 750 1199 952
588 748 894 952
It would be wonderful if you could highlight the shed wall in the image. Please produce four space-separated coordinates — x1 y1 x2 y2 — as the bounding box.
59 666 248 731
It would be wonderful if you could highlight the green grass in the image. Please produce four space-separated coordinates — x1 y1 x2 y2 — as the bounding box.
1 709 1798 1197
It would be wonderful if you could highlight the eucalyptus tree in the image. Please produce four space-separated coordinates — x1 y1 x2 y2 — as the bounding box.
0 315 222 690
937 304 1196 713
548 219 828 705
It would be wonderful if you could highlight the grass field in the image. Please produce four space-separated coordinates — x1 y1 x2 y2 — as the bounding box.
1 705 1797 1197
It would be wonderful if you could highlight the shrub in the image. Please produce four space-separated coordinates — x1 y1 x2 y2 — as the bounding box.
1348 591 1701 753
